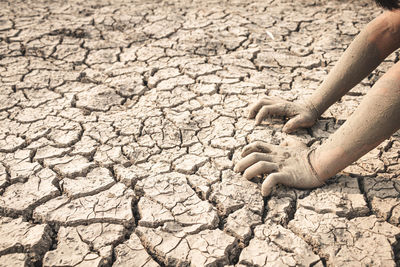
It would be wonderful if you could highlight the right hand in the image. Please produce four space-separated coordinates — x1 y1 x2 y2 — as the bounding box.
234 140 325 196
248 96 319 133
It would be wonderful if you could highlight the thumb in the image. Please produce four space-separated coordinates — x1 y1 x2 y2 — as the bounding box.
261 172 286 197
282 115 308 133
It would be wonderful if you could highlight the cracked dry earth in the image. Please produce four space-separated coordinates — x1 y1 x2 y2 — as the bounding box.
1 0 400 266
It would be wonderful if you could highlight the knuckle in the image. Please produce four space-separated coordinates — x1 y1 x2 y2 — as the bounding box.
249 153 259 161
255 152 265 159
268 174 277 183
253 141 264 147
257 100 266 106
249 103 258 110
260 161 269 168
282 103 290 114
244 169 255 179
269 173 281 183
242 144 251 151
254 161 265 169
256 144 267 152
259 106 269 114
260 161 273 169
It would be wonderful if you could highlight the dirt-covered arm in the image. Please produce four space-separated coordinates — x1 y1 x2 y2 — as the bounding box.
249 11 400 133
311 60 400 180
309 10 400 116
235 60 400 196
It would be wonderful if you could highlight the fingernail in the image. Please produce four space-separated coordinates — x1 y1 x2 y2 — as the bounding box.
233 166 238 172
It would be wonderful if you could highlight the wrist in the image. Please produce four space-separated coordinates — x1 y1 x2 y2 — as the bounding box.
306 148 325 185
302 98 321 120
309 146 336 182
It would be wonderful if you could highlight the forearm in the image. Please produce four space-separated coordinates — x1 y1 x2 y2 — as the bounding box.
309 11 400 116
311 61 400 180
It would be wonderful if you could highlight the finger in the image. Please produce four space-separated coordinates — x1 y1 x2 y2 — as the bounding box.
243 161 279 180
261 172 287 197
255 104 286 125
280 136 307 148
241 141 273 157
282 115 311 133
248 98 274 119
234 152 274 172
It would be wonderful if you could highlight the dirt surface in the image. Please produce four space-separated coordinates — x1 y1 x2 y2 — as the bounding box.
0 0 400 266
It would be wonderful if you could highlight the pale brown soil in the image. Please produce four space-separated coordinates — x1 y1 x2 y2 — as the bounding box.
0 0 399 266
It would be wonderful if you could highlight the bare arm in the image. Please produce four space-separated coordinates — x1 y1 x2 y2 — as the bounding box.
310 10 400 116
312 60 400 180
250 10 400 133
235 60 400 196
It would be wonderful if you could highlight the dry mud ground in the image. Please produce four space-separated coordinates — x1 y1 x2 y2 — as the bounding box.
1 0 400 266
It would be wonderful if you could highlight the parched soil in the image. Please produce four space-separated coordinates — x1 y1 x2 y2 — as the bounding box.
0 0 400 266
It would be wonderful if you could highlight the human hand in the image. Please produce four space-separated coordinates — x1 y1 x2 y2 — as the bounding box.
234 140 324 196
248 96 318 133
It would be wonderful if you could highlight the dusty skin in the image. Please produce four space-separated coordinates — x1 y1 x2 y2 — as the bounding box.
237 9 400 195
234 139 324 196
1 0 400 266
